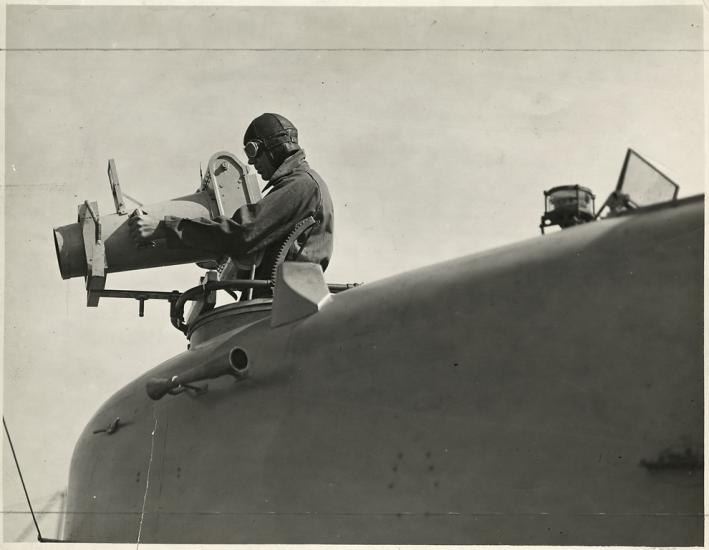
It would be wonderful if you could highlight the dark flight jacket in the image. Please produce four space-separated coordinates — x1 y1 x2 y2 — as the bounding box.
163 150 334 280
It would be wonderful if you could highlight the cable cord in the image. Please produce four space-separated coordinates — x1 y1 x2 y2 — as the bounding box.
3 416 46 542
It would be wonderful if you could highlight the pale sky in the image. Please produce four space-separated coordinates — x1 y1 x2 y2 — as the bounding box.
2 3 705 543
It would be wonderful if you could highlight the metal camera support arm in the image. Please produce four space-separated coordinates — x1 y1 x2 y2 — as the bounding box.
91 279 359 333
96 288 183 318
79 200 107 307
88 281 264 325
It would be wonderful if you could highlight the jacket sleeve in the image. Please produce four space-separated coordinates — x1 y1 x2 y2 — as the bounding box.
163 176 321 258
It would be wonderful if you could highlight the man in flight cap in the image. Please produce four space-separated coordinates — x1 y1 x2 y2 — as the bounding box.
129 113 334 283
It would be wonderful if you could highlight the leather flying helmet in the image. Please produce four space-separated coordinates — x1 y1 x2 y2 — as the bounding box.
243 113 300 166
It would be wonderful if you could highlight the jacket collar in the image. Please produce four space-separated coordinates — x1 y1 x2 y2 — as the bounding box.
263 150 307 191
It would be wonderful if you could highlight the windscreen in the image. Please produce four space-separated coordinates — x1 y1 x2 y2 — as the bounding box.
617 149 679 206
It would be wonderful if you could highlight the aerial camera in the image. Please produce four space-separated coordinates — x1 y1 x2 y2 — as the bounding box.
53 152 261 307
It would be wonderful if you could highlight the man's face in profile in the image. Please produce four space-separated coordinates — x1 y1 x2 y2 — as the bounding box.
249 146 276 181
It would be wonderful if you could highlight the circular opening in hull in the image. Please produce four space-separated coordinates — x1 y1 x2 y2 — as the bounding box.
228 347 249 375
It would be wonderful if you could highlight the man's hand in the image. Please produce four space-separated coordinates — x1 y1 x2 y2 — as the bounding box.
128 209 165 247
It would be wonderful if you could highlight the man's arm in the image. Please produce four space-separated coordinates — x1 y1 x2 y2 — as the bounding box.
131 177 321 258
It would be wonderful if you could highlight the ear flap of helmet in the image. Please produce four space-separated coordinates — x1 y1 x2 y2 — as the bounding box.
268 141 301 167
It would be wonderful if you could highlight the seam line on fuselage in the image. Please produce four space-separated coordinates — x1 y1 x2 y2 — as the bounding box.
136 406 158 548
